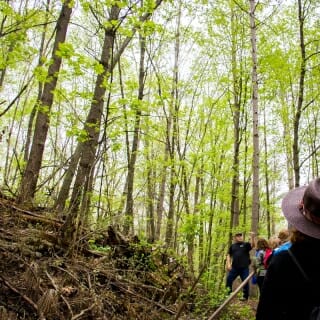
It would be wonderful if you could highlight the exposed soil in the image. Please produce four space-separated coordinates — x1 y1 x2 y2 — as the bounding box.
0 196 258 320
0 197 197 320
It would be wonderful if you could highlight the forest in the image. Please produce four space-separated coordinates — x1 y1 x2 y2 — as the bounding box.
0 0 319 319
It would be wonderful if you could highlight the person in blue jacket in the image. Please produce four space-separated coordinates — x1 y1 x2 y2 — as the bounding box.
273 229 291 256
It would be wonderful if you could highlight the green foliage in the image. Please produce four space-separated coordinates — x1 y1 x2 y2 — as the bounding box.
139 20 157 37
129 243 157 271
34 65 49 82
56 42 75 59
103 19 120 30
88 239 111 253
66 126 89 142
1 4 320 314
0 2 14 15
93 62 105 75
219 301 256 320
67 0 76 8
178 213 199 241
80 0 91 12
38 104 50 114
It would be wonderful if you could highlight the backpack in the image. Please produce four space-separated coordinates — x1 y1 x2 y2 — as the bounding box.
288 249 320 320
263 248 273 269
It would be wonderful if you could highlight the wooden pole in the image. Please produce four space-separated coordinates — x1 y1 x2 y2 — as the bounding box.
207 271 255 320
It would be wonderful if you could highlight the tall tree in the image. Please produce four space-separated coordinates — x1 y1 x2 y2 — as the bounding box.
249 0 259 234
165 0 181 247
123 22 147 234
61 4 121 247
24 0 52 163
229 3 248 233
61 0 164 246
17 0 73 204
293 0 306 187
263 107 271 238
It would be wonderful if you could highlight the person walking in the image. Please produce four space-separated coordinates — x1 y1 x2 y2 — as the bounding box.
226 231 255 301
256 177 320 319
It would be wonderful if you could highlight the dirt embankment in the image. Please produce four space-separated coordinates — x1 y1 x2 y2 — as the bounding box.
0 197 194 320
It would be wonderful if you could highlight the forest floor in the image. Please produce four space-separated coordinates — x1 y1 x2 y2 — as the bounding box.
219 298 258 320
0 196 257 320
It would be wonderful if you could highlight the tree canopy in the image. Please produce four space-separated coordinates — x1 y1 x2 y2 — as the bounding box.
1 0 320 298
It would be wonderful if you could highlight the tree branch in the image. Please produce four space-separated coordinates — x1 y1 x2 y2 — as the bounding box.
0 84 28 117
299 144 320 168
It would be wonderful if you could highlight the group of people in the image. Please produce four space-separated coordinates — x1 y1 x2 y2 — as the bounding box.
226 177 320 319
254 228 290 292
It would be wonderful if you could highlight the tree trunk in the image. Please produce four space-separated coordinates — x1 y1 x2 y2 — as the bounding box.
230 7 241 230
61 6 120 246
242 114 250 229
17 0 73 204
249 0 259 235
263 108 271 238
198 167 205 270
155 147 168 241
146 135 155 242
123 30 146 234
24 0 51 163
165 138 176 247
116 59 130 217
165 1 181 247
293 0 306 188
54 144 81 212
60 1 164 247
205 184 217 269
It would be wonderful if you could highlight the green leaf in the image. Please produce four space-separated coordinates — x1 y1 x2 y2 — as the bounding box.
93 62 105 75
56 42 75 59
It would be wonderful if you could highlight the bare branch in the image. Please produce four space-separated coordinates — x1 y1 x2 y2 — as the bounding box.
0 84 28 117
299 145 320 168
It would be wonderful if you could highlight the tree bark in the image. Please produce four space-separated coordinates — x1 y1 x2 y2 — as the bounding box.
17 0 73 204
155 147 168 241
54 144 81 212
165 1 181 247
230 7 241 231
24 0 51 163
146 135 155 242
61 1 164 246
293 0 306 188
263 108 271 238
249 0 260 235
61 6 121 247
123 29 146 234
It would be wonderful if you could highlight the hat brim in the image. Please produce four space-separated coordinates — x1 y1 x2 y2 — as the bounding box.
281 186 320 239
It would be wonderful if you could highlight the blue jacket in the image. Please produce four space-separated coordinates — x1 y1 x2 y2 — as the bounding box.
273 241 292 255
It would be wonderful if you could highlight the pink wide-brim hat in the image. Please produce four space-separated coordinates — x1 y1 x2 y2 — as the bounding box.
281 184 320 239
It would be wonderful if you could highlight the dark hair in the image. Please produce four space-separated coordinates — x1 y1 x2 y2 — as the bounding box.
256 238 269 250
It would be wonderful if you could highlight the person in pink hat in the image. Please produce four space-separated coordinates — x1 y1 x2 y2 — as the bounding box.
256 177 320 319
